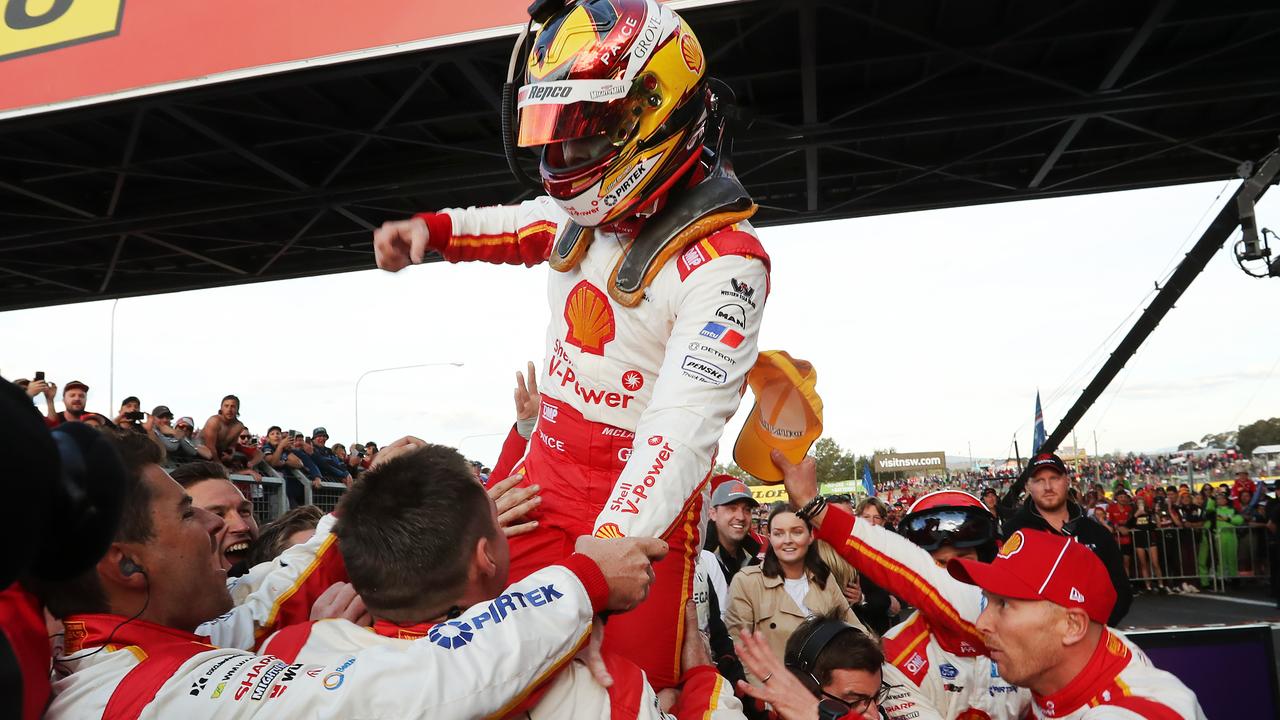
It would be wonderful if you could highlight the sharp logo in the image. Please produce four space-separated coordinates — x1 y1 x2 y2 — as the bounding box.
1 0 125 63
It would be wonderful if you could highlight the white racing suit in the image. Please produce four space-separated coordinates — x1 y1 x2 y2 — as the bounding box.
46 557 613 719
415 194 769 686
812 506 1032 720
1027 629 1204 719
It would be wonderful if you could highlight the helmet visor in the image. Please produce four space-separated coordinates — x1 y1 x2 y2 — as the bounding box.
517 79 638 148
898 507 995 551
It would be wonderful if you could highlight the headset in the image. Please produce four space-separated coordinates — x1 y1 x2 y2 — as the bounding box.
119 557 145 577
785 618 890 720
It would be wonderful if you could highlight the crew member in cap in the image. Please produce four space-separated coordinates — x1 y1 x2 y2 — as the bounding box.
705 476 763 585
1002 452 1131 625
949 529 1205 719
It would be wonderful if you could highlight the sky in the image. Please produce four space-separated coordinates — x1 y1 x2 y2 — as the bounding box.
4 180 1279 466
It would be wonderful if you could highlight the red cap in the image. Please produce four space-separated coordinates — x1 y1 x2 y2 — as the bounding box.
947 529 1116 625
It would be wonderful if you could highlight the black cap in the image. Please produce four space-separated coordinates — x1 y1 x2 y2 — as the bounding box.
151 405 172 419
1029 452 1069 476
312 427 328 438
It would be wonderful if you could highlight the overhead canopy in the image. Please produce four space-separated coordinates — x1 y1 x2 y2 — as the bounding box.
1 0 1278 311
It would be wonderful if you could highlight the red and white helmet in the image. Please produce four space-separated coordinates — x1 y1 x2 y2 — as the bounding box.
518 0 709 227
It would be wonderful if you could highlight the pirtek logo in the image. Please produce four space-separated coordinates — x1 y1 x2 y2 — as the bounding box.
1 0 125 63
610 440 674 514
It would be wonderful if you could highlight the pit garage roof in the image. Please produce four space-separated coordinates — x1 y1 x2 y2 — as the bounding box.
1 0 1278 311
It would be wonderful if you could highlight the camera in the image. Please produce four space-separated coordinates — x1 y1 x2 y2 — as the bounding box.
34 371 44 381
125 411 146 422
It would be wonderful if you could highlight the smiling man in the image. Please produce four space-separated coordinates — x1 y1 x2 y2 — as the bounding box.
948 529 1204 719
705 477 762 585
169 461 259 574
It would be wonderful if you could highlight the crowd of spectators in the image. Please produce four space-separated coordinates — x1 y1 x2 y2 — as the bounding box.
7 371 1248 719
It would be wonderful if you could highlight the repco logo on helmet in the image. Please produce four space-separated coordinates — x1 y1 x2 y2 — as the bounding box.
525 84 572 102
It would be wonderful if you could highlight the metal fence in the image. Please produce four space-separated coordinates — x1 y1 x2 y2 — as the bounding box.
306 479 349 514
1123 526 1273 592
230 473 288 527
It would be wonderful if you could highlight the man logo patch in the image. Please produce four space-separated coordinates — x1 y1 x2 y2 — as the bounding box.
713 304 746 329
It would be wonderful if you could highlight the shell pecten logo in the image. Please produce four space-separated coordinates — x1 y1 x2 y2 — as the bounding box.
997 531 1025 559
563 280 615 355
1 0 125 62
594 523 625 539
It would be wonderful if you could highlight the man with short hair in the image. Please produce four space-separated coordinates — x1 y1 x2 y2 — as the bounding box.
949 529 1205 718
704 477 762 585
200 394 261 474
113 395 143 432
170 461 260 574
260 443 739 718
145 405 206 461
40 434 671 718
52 380 90 425
1002 453 1131 625
734 611 888 720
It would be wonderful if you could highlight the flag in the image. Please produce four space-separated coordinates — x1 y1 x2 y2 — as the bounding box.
1033 391 1046 455
862 460 876 497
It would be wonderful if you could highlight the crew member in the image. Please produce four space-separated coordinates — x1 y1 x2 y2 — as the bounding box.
774 452 1032 720
373 0 768 687
949 529 1205 718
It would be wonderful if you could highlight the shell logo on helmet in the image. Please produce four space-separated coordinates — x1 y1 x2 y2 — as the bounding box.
998 531 1025 559
680 33 703 73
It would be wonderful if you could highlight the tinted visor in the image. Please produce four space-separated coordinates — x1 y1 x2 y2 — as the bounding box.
898 507 995 551
517 79 642 148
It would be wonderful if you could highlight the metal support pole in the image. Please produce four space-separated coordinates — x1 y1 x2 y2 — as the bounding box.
353 362 464 441
1004 151 1280 507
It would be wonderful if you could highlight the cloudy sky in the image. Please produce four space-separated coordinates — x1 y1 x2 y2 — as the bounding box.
4 180 1279 466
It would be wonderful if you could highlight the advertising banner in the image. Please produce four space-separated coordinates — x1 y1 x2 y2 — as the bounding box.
749 485 789 506
0 0 528 118
873 451 946 474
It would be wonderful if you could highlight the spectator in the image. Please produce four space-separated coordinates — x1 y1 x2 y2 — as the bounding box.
1207 490 1245 582
169 461 259 576
1127 497 1165 594
1265 482 1280 608
948 529 1203 717
704 478 762 585
52 380 90 425
200 394 261 476
1002 453 1131 624
725 504 866 682
735 611 888 720
113 395 144 432
14 376 58 424
311 427 353 488
144 405 208 462
171 416 213 460
261 427 322 506
1107 489 1135 579
245 505 325 568
850 497 900 635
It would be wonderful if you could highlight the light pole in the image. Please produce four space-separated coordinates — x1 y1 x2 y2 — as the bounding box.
354 362 464 441
109 298 120 410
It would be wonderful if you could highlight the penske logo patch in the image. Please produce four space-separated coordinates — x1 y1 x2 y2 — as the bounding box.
1 0 124 62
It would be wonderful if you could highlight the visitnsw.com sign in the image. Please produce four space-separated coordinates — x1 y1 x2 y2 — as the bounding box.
873 451 947 474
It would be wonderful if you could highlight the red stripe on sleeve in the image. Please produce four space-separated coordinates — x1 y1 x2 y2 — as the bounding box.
252 535 350 649
562 553 611 614
257 621 317 664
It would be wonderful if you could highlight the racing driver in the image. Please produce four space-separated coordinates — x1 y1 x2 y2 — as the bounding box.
373 0 769 688
773 451 1033 720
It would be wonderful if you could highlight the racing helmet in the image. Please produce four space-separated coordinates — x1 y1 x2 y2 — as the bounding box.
898 490 998 560
517 0 709 227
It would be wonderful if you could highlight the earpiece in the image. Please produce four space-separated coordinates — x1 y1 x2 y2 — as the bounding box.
119 557 144 577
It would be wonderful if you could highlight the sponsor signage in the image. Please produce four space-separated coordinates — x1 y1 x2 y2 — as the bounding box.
873 451 947 474
819 480 858 495
749 485 789 505
0 0 530 118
